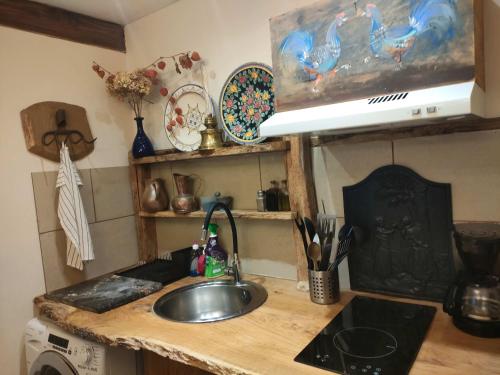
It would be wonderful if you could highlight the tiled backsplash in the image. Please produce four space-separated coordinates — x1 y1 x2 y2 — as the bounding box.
32 166 139 292
314 130 500 222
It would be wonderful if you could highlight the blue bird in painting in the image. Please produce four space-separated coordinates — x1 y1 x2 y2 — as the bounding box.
279 12 347 90
365 0 457 64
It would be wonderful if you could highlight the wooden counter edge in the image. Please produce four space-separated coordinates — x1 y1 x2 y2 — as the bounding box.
33 294 258 375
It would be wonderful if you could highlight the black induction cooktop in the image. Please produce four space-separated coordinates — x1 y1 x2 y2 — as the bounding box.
295 296 436 375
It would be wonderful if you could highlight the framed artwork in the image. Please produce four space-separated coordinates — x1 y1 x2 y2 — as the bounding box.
270 0 482 112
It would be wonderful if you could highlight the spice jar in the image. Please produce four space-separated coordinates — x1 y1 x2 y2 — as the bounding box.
256 190 266 212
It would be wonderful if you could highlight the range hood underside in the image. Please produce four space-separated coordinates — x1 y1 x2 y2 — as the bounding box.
259 82 486 137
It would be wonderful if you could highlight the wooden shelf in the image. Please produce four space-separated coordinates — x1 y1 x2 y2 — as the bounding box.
131 140 289 165
139 210 296 221
310 116 500 147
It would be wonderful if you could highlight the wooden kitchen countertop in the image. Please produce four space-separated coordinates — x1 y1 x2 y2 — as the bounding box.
34 275 500 375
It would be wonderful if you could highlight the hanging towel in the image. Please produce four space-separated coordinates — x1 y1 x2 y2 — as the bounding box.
56 143 94 270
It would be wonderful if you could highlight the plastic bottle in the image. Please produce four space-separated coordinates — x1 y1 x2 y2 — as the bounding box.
197 244 206 276
204 223 228 278
189 242 200 276
256 190 266 212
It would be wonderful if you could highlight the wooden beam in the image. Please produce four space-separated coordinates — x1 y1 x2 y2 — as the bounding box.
0 0 125 52
285 136 318 289
129 157 158 262
311 116 500 147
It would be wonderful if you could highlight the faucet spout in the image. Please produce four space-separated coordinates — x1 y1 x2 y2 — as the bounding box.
201 202 240 283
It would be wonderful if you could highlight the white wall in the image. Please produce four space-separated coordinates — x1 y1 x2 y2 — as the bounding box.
0 26 131 374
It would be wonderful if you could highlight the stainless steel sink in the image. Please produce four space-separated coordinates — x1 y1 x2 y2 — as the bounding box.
153 280 267 323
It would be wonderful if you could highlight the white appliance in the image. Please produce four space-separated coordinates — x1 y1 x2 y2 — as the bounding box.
25 318 136 375
258 81 486 137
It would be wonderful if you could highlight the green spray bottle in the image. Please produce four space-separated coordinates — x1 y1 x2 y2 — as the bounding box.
204 223 228 278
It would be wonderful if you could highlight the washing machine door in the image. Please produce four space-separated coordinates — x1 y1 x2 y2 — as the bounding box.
29 351 77 375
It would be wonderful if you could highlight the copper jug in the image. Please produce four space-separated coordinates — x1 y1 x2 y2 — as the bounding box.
171 174 200 213
141 178 168 212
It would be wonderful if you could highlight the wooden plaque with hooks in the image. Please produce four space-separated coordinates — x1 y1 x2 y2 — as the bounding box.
21 101 95 162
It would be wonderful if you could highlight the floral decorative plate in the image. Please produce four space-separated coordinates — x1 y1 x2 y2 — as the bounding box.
164 84 213 152
219 63 275 144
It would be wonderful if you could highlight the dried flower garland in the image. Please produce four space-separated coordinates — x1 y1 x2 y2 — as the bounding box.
92 52 201 118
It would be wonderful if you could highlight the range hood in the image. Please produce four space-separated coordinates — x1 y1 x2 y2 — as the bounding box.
259 81 486 137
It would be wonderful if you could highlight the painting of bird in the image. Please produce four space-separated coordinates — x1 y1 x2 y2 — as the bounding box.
279 12 346 90
270 0 475 112
365 0 457 64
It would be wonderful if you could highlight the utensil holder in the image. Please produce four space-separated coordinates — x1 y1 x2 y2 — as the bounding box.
308 269 340 305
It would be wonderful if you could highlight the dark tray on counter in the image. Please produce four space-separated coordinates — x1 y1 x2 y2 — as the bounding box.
45 275 163 313
45 247 192 313
116 247 191 285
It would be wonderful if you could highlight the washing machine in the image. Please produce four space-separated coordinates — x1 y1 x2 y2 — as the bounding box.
25 318 136 375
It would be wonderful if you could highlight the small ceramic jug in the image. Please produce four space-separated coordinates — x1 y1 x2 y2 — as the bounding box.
141 178 168 212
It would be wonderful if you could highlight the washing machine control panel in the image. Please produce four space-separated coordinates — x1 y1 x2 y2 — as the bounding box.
65 342 105 374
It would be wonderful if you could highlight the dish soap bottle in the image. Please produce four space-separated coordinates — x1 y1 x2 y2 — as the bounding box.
204 223 228 278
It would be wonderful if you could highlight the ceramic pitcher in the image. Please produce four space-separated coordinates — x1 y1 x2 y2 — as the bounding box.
141 178 168 212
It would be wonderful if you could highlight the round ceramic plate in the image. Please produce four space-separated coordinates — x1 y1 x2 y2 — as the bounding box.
164 83 214 152
219 63 275 145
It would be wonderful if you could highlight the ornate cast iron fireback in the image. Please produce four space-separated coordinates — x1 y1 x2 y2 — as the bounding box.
343 165 455 302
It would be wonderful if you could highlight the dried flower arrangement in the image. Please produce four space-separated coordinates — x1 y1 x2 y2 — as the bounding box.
92 51 201 118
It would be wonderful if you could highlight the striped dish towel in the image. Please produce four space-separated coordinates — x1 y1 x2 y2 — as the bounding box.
56 143 94 270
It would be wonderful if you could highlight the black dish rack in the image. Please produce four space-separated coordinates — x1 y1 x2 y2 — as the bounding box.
116 247 192 285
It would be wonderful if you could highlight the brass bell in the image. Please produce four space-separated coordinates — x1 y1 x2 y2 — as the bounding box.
199 114 224 151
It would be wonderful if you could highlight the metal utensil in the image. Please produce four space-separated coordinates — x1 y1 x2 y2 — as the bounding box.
304 217 316 244
329 226 353 271
307 242 322 271
294 217 313 270
317 214 336 250
320 231 335 271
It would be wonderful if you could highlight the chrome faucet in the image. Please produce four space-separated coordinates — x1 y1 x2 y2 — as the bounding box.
201 202 241 284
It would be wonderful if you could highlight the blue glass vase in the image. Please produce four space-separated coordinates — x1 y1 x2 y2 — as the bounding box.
132 117 155 159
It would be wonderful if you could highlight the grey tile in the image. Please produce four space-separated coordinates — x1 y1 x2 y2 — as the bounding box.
40 230 87 292
259 152 287 191
32 169 95 234
217 220 296 264
156 219 203 253
314 141 393 217
91 167 134 221
40 216 138 292
220 219 297 280
394 130 500 221
170 155 261 210
86 216 139 278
